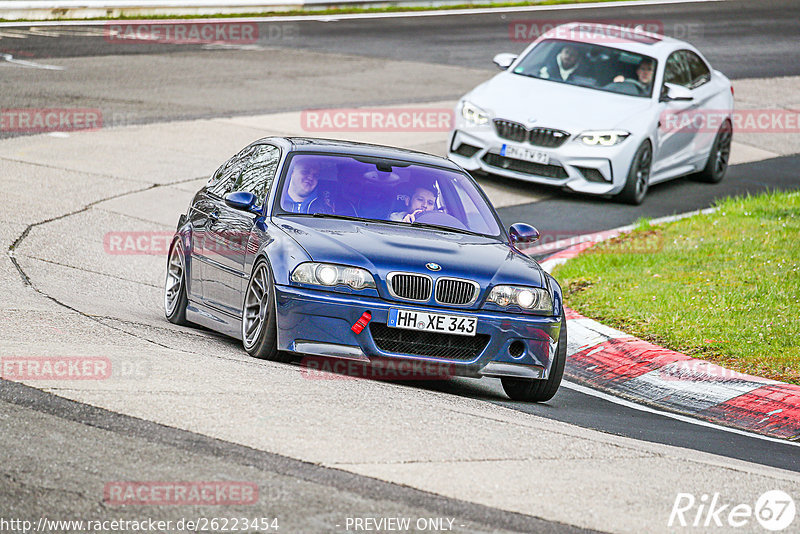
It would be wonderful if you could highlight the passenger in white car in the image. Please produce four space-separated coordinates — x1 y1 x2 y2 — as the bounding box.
613 58 655 91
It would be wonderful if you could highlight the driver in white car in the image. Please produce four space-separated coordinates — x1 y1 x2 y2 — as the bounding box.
613 58 655 90
389 181 438 223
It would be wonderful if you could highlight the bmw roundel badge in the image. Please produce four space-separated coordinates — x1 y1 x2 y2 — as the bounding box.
426 262 441 271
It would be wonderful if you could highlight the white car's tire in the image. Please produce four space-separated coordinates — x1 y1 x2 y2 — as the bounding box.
617 140 652 205
691 120 732 184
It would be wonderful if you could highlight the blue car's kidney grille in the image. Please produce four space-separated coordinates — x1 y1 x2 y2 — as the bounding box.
435 278 479 305
369 323 489 361
388 273 432 301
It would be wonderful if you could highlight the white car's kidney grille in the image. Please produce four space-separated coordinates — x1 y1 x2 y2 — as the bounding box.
494 119 570 148
529 127 570 148
435 278 479 305
388 273 432 301
494 120 527 142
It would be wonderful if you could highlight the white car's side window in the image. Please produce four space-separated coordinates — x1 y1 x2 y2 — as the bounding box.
683 51 712 89
664 52 692 88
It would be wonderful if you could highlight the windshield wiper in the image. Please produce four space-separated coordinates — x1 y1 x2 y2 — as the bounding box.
410 221 485 237
283 212 489 237
309 213 366 222
513 71 541 79
281 212 366 222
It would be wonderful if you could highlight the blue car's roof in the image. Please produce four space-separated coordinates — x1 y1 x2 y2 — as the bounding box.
258 136 463 171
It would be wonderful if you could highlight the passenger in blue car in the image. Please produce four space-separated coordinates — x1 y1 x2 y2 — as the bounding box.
389 181 438 223
283 159 320 213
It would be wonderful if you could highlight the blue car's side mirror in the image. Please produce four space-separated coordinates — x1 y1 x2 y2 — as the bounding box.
224 191 259 212
509 222 540 244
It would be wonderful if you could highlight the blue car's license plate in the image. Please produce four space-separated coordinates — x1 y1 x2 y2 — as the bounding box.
387 308 477 337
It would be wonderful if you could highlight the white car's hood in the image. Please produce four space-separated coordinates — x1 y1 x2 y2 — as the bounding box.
467 72 654 133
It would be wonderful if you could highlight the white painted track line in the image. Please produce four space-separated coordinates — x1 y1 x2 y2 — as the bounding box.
562 381 800 448
0 0 723 27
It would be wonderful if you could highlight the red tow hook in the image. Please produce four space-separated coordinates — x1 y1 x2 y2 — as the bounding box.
351 312 372 334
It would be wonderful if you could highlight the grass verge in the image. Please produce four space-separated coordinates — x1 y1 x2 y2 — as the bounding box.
552 190 800 385
0 0 626 22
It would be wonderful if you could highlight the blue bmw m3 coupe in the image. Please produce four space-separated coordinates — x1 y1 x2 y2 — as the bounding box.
164 137 566 401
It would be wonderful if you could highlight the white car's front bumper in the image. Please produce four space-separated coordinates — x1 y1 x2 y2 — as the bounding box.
447 122 642 197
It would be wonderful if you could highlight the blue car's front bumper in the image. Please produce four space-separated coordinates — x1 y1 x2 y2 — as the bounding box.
274 284 562 379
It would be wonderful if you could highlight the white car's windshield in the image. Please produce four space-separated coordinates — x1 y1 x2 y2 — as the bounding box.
512 39 658 98
275 153 502 237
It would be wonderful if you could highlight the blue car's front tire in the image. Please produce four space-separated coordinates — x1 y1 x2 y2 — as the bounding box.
501 311 567 402
164 238 189 326
242 260 287 362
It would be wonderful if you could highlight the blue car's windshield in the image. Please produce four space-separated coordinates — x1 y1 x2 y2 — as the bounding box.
274 153 502 237
513 39 658 98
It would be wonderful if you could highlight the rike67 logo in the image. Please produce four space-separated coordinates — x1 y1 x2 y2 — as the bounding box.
669 490 796 531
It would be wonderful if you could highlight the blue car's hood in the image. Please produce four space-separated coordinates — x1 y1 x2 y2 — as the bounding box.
275 217 546 296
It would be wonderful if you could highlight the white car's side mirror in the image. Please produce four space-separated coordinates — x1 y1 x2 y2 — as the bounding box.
661 83 693 102
492 53 518 70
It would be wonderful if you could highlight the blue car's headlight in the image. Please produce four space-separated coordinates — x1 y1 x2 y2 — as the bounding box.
291 262 376 291
576 130 630 146
486 285 553 313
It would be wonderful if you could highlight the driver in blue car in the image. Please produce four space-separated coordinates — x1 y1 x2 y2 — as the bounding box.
389 181 438 223
613 58 655 90
283 159 320 213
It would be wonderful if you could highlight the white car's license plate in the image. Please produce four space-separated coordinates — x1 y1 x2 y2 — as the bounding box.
387 308 477 337
501 144 550 165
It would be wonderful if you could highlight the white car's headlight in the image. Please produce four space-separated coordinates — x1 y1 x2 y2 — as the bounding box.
486 285 553 313
577 130 631 146
460 101 490 126
291 262 376 290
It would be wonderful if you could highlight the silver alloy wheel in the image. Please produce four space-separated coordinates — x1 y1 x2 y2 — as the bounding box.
164 242 185 316
635 144 652 200
243 263 270 349
715 126 732 176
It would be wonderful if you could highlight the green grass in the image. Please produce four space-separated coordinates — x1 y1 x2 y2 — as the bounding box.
552 190 800 385
0 0 626 22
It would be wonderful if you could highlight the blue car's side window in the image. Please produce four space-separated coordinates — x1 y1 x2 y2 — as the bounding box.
208 145 259 198
233 145 281 205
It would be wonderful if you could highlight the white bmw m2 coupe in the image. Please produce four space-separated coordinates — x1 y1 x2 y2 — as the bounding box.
448 23 734 204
